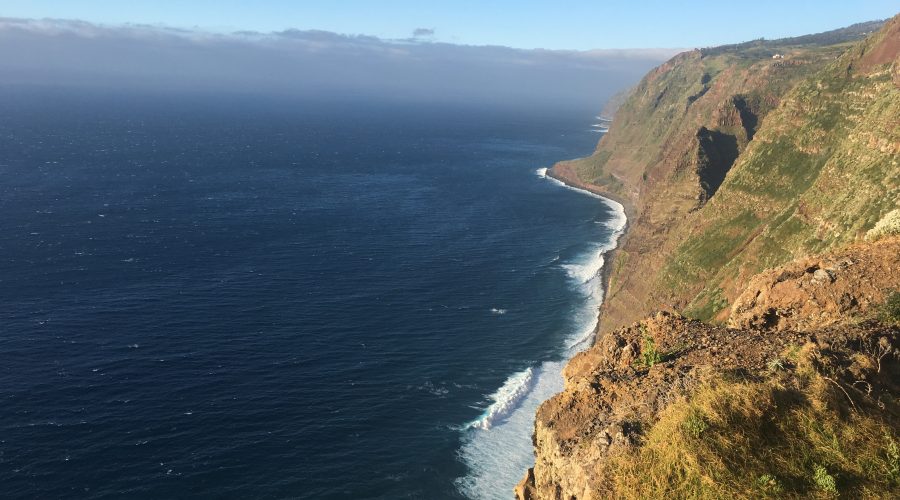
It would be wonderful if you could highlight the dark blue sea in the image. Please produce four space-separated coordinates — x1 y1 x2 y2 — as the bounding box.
0 91 623 499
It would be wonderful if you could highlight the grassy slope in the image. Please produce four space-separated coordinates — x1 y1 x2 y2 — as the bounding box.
673 18 900 321
604 359 900 498
562 17 900 331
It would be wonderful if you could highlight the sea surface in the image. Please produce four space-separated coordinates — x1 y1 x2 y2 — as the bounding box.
0 91 622 499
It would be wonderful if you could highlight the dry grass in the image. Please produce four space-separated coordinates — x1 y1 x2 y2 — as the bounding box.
598 349 899 499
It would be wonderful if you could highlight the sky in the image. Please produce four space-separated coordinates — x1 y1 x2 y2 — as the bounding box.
0 16 677 111
0 2 894 111
0 0 896 50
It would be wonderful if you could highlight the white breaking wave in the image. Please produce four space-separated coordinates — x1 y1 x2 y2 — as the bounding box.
467 367 536 430
544 174 596 197
562 246 605 285
535 167 548 178
457 172 628 499
456 359 565 499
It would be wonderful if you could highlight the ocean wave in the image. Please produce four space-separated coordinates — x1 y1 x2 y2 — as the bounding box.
457 174 629 498
541 173 629 237
467 367 536 430
456 360 565 499
564 296 602 353
559 245 609 351
602 198 628 234
561 247 605 285
535 167 548 178
543 174 602 200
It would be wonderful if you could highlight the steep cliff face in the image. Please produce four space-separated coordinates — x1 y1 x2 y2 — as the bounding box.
552 17 899 334
518 238 900 499
521 17 900 499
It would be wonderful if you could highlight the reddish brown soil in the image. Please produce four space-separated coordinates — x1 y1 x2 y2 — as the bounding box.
729 237 900 331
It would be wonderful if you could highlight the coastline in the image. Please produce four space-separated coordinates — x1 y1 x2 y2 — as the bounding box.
544 163 631 348
459 164 631 498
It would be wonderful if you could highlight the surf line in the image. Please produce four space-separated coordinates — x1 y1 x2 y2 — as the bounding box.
466 169 627 431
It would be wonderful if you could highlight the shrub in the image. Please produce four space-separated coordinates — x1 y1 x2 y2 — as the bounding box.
641 335 662 368
682 410 708 438
813 464 838 495
755 474 783 494
865 209 900 241
878 291 900 325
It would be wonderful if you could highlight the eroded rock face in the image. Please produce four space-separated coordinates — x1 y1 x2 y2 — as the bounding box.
517 311 812 499
516 309 899 499
518 239 899 498
517 238 900 499
728 237 900 331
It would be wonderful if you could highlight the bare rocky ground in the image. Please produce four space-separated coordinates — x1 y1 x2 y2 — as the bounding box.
729 236 900 332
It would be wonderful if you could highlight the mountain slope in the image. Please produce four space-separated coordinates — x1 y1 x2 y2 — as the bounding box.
518 16 900 499
552 16 899 333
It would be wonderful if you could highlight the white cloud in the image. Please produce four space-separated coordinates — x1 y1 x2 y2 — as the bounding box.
0 17 680 110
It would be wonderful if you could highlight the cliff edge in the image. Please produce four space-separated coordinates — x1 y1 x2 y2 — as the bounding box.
519 15 900 499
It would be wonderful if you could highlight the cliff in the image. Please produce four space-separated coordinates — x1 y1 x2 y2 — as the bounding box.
554 16 899 333
519 16 900 499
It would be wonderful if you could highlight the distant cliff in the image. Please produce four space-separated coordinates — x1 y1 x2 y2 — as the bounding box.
519 15 900 499
557 17 898 333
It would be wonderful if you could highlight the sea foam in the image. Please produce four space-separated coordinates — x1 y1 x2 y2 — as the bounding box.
457 172 627 499
467 367 536 430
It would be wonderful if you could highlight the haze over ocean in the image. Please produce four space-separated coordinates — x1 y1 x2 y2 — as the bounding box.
0 90 620 498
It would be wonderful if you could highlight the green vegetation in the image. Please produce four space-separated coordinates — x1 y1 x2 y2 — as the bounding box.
813 464 838 495
640 335 662 368
608 250 629 291
755 474 784 495
599 364 900 498
683 287 729 321
636 323 663 369
663 210 759 296
698 19 881 57
653 21 897 323
681 409 708 439
866 209 900 242
879 291 900 325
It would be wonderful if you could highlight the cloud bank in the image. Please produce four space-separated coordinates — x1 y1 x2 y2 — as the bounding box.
0 17 682 111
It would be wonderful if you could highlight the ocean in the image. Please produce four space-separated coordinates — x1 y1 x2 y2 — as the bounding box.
0 91 622 499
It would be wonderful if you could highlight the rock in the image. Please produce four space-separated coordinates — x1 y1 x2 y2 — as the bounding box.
514 468 536 500
839 293 858 312
812 268 835 284
729 237 900 331
525 309 898 499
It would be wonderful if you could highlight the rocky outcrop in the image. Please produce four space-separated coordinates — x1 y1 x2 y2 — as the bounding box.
517 310 899 498
729 236 900 331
